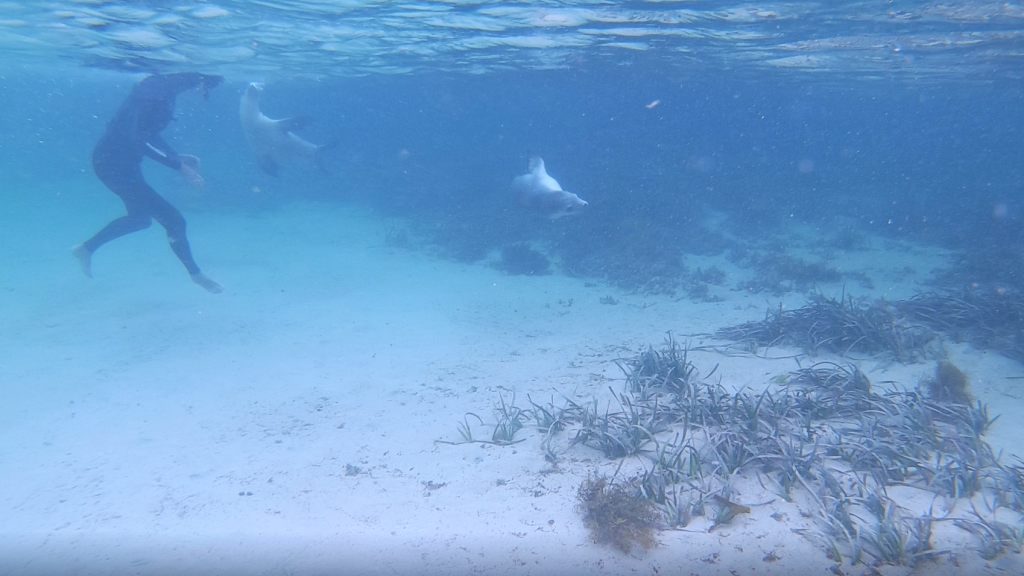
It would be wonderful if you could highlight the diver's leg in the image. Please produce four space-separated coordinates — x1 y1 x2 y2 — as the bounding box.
78 214 152 252
73 198 151 278
149 192 222 293
73 214 151 277
72 244 93 278
74 161 152 277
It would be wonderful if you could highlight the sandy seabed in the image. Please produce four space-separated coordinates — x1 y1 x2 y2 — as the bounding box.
2 189 1023 576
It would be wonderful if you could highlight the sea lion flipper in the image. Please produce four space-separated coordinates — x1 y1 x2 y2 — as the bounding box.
528 156 545 174
277 116 312 133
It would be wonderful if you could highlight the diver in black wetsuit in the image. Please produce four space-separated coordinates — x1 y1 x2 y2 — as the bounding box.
73 72 225 293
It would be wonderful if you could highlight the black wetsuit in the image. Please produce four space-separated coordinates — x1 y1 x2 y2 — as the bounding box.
82 72 221 276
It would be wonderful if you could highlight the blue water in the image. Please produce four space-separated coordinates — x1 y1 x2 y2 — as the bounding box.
2 3 1024 573
2 1 1021 291
0 4 1021 389
5 68 1021 291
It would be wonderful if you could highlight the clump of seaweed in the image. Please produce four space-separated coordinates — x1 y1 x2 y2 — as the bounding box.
778 362 873 417
719 287 1024 364
436 393 527 446
898 287 1024 362
715 292 938 362
730 251 843 295
569 390 665 458
618 333 707 399
496 243 551 276
440 338 1022 567
692 266 727 286
926 360 974 405
577 474 659 553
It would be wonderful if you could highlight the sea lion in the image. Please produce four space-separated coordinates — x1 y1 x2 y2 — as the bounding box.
239 82 327 176
511 157 588 219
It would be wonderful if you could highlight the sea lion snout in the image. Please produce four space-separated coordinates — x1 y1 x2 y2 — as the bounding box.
554 192 588 218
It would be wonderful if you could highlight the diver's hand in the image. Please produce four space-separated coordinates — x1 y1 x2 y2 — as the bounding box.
179 154 205 189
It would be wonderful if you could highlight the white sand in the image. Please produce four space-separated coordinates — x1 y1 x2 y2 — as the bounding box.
2 187 1023 576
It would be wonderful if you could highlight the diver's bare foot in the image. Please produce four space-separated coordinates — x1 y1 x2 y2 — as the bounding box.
72 244 93 278
191 272 223 294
